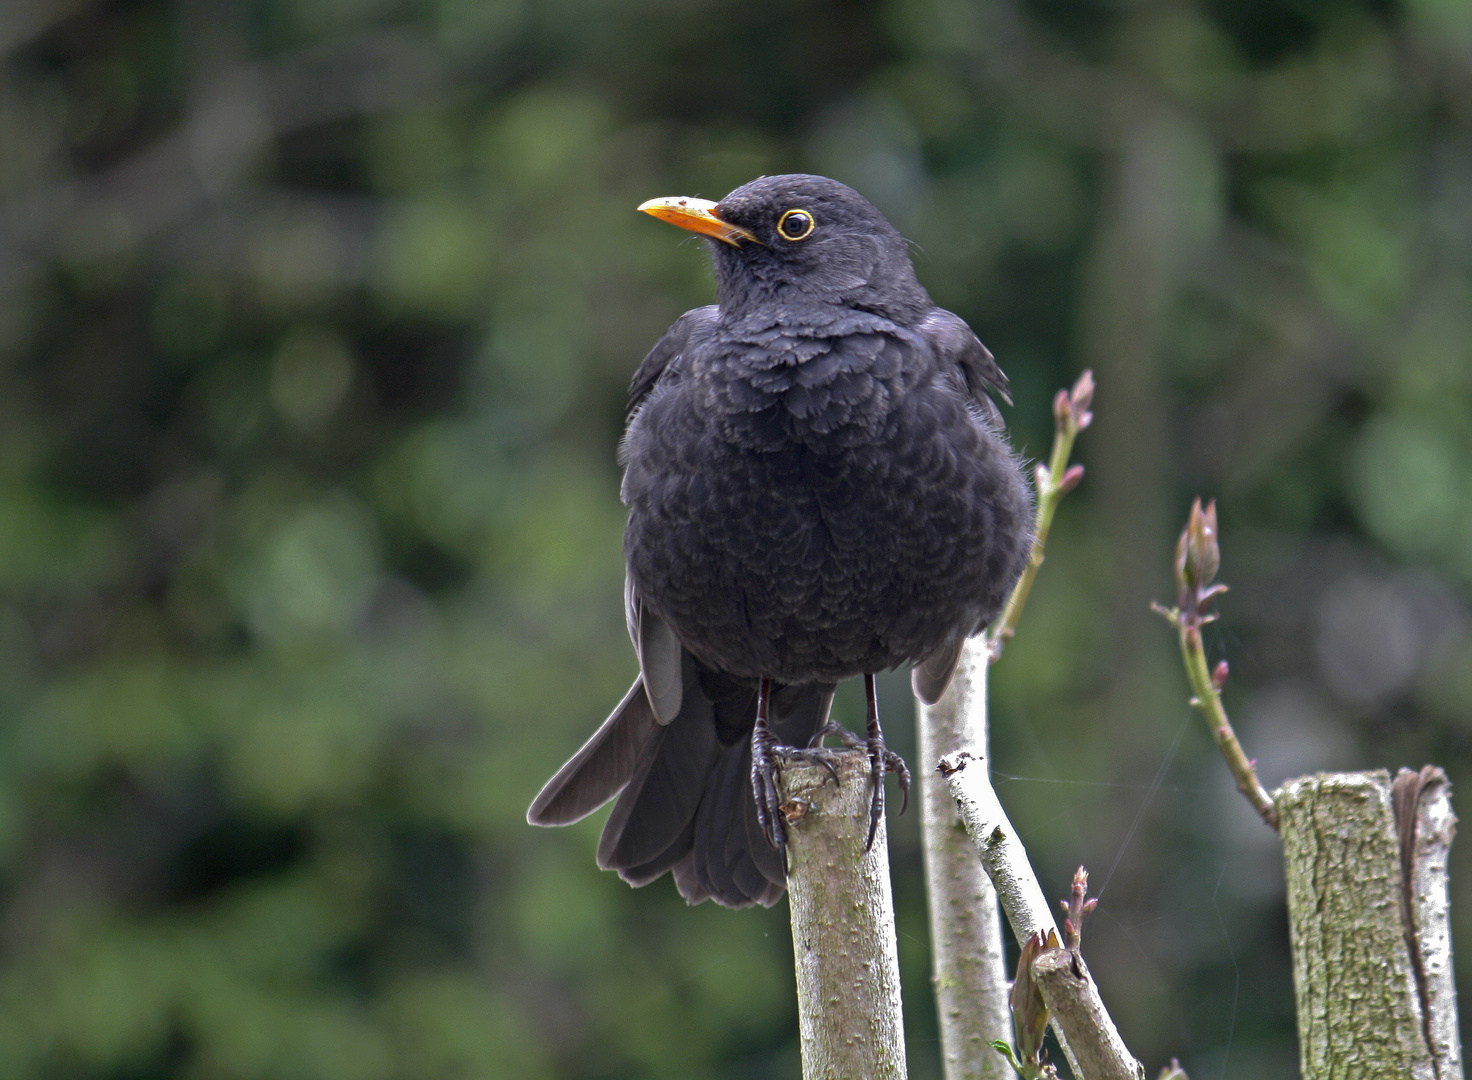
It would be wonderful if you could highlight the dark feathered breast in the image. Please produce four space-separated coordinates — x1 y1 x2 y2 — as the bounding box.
621 307 1030 685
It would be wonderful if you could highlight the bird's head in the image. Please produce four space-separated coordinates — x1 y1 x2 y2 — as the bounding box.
638 174 931 322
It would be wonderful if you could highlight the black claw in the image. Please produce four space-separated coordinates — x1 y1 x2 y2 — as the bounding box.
865 761 885 851
892 751 912 816
811 753 841 788
782 744 847 788
799 720 848 787
806 719 851 749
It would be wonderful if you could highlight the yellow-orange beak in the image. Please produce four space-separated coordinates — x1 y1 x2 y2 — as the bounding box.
637 196 759 246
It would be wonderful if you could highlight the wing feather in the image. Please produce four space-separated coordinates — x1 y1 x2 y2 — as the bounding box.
627 304 720 415
918 308 1011 409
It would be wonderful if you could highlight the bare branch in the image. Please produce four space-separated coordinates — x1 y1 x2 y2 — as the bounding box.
940 751 1145 1080
1032 947 1144 1080
1153 498 1277 829
779 750 908 1080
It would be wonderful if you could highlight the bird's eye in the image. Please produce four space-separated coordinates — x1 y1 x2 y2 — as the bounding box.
776 209 815 241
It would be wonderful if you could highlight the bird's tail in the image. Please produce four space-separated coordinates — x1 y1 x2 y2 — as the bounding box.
527 660 833 908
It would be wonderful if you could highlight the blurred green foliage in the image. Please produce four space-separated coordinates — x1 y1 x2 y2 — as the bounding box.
1 0 1471 1076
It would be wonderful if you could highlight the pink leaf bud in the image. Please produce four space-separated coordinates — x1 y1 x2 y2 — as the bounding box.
1069 369 1095 430
1057 464 1085 493
1174 498 1224 622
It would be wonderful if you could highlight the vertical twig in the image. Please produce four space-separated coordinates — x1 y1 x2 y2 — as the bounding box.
780 750 908 1080
1152 498 1277 829
919 646 1013 1080
987 371 1092 660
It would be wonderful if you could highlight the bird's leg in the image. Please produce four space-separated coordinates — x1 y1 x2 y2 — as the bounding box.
750 677 787 861
862 673 911 851
752 676 912 864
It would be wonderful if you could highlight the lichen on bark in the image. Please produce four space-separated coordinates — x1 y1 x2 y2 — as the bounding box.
1276 771 1439 1080
780 749 908 1080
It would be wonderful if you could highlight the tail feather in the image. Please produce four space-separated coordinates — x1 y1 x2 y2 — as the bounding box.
727 807 780 904
597 687 717 871
527 678 658 827
682 737 784 909
671 850 710 905
691 743 747 905
529 649 840 909
913 636 966 706
618 813 698 887
680 681 833 908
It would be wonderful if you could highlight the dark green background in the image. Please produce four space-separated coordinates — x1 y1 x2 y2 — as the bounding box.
1 0 1469 1076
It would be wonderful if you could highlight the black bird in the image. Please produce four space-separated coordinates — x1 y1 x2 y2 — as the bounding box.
527 175 1031 908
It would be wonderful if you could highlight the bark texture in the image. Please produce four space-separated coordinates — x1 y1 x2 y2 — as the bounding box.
1394 768 1463 1080
918 643 1013 1080
939 750 1120 1079
779 750 907 1080
939 751 1056 944
1032 948 1146 1080
1276 771 1439 1080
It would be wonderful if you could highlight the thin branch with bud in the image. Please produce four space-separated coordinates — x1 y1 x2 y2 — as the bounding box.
1059 865 1098 958
1151 498 1277 830
941 753 1147 1080
988 370 1094 660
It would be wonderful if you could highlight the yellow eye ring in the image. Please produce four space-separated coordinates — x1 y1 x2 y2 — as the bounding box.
777 209 815 241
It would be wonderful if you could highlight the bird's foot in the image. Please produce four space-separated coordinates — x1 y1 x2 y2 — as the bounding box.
751 704 854 868
751 680 913 864
862 674 911 852
800 720 868 788
750 679 789 867
751 735 850 864
861 732 910 851
806 710 912 851
806 718 857 750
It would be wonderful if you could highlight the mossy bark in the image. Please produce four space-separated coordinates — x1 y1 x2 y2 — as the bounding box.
780 750 907 1080
1276 771 1448 1080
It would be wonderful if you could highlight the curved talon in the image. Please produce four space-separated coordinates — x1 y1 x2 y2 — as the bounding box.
782 744 844 787
865 749 886 851
806 719 853 749
808 751 842 789
891 751 912 816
